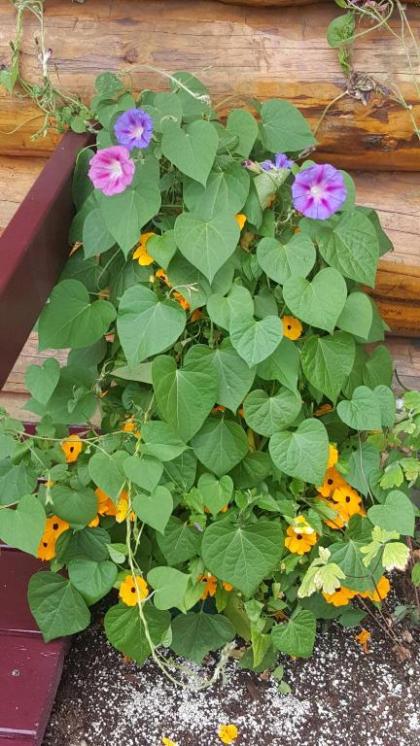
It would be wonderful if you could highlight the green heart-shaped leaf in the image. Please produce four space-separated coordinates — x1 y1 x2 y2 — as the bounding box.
123 455 163 493
269 418 329 484
147 566 190 611
171 611 235 663
337 291 373 339
368 490 415 537
104 603 170 666
132 485 173 534
117 285 186 365
202 516 283 597
161 120 218 185
184 162 250 217
152 354 217 442
39 280 116 350
230 315 282 367
25 358 60 405
197 473 234 515
191 417 248 476
28 572 91 642
301 332 355 403
283 268 347 333
174 211 240 283
0 494 45 556
271 609 316 658
257 234 316 285
243 387 302 436
337 386 382 430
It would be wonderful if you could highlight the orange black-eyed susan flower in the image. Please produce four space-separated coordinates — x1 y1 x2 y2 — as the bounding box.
222 581 233 592
284 516 317 555
359 576 391 603
355 628 371 653
327 444 339 469
323 585 357 607
199 573 218 600
317 467 347 498
331 485 363 520
132 232 156 266
44 515 70 539
282 315 303 341
60 434 83 463
217 724 239 745
96 487 117 517
121 418 142 438
37 535 57 561
235 213 246 231
119 574 149 606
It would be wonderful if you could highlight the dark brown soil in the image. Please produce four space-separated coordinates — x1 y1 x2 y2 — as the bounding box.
43 596 420 746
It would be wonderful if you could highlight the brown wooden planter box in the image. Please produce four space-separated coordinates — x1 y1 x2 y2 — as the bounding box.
0 131 91 746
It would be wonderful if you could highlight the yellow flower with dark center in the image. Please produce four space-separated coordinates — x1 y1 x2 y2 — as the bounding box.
95 487 117 517
88 515 100 528
327 444 338 469
172 290 190 311
121 418 142 438
199 573 218 600
319 498 347 530
132 231 156 266
60 434 83 463
317 467 347 498
355 628 371 652
119 574 149 606
284 516 317 555
323 586 357 607
162 738 178 746
235 213 246 231
115 490 135 524
44 515 70 539
218 724 239 744
360 576 391 603
331 485 362 520
37 535 57 561
282 315 303 341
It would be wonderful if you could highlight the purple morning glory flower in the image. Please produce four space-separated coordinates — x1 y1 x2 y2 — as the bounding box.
261 152 294 171
88 145 135 196
291 163 347 220
114 108 153 150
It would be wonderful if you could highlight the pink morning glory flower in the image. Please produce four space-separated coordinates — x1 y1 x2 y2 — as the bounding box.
88 146 135 196
261 152 294 171
114 108 154 151
291 163 346 220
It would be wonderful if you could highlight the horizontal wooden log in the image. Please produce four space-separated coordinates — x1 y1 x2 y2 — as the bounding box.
2 332 418 422
0 156 418 334
0 0 419 168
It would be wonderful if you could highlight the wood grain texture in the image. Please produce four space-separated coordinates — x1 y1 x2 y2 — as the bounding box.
0 0 419 167
0 156 418 333
1 333 417 422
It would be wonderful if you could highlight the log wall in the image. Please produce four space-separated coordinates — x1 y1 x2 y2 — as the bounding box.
0 0 418 413
0 0 419 169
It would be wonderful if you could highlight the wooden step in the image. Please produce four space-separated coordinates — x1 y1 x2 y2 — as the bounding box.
0 547 69 746
0 0 419 168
